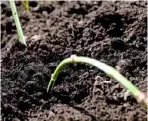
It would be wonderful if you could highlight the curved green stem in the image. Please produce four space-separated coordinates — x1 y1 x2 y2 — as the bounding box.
47 55 147 108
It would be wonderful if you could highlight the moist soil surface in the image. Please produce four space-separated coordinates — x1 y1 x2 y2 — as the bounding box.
1 1 147 121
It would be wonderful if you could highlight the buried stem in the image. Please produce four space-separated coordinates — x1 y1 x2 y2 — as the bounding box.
9 0 26 45
47 55 147 108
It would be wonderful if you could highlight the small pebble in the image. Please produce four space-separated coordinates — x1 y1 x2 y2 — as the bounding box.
123 91 130 101
24 81 37 90
48 111 55 118
31 35 41 42
42 11 48 17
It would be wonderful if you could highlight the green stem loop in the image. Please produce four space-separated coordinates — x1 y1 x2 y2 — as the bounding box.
47 55 147 108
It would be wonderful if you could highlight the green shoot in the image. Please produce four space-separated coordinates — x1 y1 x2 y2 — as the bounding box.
23 0 30 10
47 55 147 108
9 0 27 46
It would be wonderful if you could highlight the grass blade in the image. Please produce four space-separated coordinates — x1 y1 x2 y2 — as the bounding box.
9 0 26 46
23 0 30 10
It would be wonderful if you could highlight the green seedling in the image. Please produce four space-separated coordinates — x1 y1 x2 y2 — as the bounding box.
9 0 26 46
23 0 30 10
47 55 147 108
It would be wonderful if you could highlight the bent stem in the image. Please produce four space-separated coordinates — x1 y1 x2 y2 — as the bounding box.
47 55 148 108
9 0 26 46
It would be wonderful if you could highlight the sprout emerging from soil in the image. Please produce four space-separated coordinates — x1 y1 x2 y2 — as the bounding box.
47 55 147 108
9 0 26 45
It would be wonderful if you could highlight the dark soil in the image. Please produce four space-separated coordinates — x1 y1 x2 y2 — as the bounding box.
1 1 147 121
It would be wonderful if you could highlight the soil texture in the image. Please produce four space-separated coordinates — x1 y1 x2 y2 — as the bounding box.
1 1 147 121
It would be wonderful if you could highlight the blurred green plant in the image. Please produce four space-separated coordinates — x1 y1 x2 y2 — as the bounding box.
9 0 26 46
47 55 148 108
23 0 30 10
